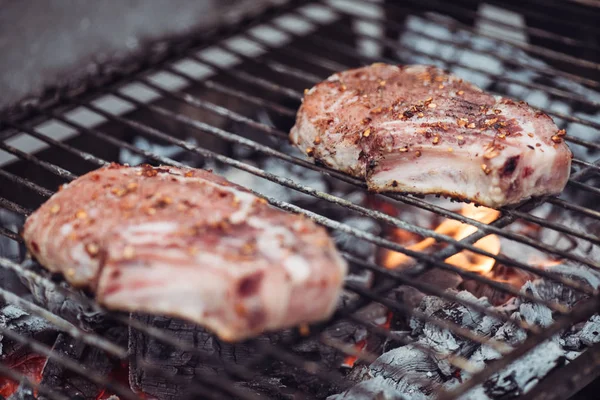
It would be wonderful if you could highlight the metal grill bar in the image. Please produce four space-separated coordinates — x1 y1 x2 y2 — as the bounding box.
5 104 596 396
3 119 592 396
0 256 277 400
0 326 137 400
0 130 537 343
0 124 543 370
128 78 600 247
102 89 600 271
61 97 596 299
0 287 126 358
400 0 600 52
0 2 598 399
350 0 600 72
0 158 510 394
0 362 69 400
441 296 600 400
263 6 600 139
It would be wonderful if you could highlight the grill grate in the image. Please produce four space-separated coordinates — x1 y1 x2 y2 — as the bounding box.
1 0 600 399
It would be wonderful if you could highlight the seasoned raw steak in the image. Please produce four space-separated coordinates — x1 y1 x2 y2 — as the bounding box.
290 64 572 207
23 164 347 341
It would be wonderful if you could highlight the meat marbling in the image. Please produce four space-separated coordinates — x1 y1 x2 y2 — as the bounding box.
22 164 347 341
290 64 572 207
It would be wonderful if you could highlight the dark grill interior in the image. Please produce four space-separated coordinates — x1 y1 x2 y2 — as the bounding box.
0 1 599 399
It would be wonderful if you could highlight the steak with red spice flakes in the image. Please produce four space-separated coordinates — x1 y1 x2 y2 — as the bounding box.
22 164 347 341
290 64 572 207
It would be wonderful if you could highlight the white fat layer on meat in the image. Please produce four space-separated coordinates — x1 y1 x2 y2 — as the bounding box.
283 254 311 283
248 216 311 285
143 167 313 284
121 221 179 245
371 150 489 200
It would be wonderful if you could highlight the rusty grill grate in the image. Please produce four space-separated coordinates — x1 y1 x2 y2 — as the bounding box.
0 0 600 399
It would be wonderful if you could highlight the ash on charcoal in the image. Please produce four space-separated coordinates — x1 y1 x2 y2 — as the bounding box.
39 327 126 400
17 259 103 330
129 314 341 399
0 304 57 360
483 340 566 398
530 263 600 308
370 345 441 394
331 345 440 400
396 269 463 311
7 383 36 400
328 375 412 400
129 311 372 399
578 315 600 347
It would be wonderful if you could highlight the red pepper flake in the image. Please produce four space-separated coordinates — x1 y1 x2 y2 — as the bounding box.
415 150 422 157
527 133 534 138
498 133 506 139
481 164 492 175
363 129 371 138
556 129 567 137
85 243 100 257
432 136 440 145
494 109 502 114
379 80 386 86
362 117 372 125
457 118 468 127
457 90 464 96
467 123 476 129
551 135 562 143
536 143 541 147
185 171 194 177
484 151 499 159
484 118 498 126
398 147 409 152
144 169 158 177
111 187 126 197
417 112 424 118
306 147 315 156
75 210 87 219
313 136 322 145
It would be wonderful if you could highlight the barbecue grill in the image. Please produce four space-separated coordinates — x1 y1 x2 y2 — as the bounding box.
0 0 599 399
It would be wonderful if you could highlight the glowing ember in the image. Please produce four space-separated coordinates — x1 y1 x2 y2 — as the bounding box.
383 204 501 274
0 354 46 397
342 312 393 368
341 340 367 369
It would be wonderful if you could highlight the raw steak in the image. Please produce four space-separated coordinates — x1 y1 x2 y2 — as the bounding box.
23 164 347 341
290 64 571 207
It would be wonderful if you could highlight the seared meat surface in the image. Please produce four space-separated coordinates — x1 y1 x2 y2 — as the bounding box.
290 64 571 207
23 164 347 341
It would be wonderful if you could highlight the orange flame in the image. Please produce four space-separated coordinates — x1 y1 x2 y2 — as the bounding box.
383 204 501 274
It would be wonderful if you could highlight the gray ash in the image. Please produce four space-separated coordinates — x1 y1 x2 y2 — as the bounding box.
333 265 600 400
